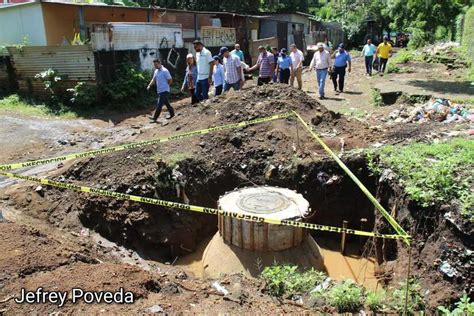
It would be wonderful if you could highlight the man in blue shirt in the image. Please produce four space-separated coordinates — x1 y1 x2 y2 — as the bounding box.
146 59 175 123
331 43 352 94
361 38 376 76
275 48 293 84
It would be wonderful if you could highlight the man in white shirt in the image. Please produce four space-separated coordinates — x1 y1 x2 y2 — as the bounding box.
289 44 304 90
309 42 332 99
193 40 214 101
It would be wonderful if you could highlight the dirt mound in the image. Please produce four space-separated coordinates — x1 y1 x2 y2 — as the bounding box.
0 223 96 284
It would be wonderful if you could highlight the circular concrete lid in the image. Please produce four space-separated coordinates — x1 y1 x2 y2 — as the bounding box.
219 186 309 220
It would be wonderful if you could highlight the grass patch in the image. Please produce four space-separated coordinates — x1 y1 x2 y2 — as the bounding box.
367 138 474 221
153 151 194 167
260 264 326 297
387 63 401 73
0 94 76 118
366 289 387 312
370 88 383 106
390 279 425 314
392 49 416 64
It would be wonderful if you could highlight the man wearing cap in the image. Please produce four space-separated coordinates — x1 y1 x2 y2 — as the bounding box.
193 40 214 101
231 43 245 62
309 42 332 99
289 44 304 89
275 48 293 84
220 46 243 92
248 46 275 86
331 43 352 94
376 35 393 74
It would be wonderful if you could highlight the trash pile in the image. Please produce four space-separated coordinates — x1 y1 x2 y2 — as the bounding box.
386 98 474 124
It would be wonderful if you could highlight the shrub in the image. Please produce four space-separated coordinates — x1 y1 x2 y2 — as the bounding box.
390 279 425 313
370 88 383 106
366 289 386 312
67 82 97 108
392 49 415 64
387 63 401 73
102 63 152 104
408 23 431 49
260 264 326 297
438 293 474 315
327 280 364 313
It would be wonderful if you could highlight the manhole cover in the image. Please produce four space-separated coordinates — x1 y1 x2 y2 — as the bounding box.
219 186 309 220
237 192 291 214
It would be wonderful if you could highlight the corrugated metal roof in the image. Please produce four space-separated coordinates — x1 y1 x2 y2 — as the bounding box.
7 45 95 80
92 23 184 51
7 45 95 95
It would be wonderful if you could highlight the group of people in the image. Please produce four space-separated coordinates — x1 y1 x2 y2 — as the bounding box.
147 36 393 121
147 41 306 122
308 35 393 99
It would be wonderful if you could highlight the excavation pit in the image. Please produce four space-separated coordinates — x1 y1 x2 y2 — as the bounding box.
202 186 325 277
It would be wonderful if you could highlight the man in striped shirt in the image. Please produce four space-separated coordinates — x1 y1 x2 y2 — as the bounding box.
248 46 275 86
220 46 243 92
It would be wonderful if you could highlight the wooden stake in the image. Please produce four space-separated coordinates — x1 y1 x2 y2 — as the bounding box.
341 220 348 254
404 245 413 315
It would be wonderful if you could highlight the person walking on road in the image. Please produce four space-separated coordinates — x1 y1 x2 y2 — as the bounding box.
193 40 214 101
181 54 198 104
212 56 225 96
248 46 275 86
361 38 376 76
309 42 332 99
376 35 393 74
289 44 304 89
276 48 292 84
231 43 245 62
147 59 175 122
331 43 352 94
220 46 243 92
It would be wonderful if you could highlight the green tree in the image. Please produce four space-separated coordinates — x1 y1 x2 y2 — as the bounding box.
386 0 465 46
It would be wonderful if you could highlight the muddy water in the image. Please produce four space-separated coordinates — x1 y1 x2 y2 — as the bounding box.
176 236 379 289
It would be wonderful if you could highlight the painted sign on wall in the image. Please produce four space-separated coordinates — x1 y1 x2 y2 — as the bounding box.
201 27 236 47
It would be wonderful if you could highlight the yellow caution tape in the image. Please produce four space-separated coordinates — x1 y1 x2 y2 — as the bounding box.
0 112 293 172
0 171 407 240
292 111 411 245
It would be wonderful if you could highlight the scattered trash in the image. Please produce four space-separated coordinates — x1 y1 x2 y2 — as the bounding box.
35 185 43 192
310 277 332 293
212 281 229 296
379 169 395 183
387 98 473 124
439 261 458 278
80 228 90 237
146 304 164 313
175 271 188 280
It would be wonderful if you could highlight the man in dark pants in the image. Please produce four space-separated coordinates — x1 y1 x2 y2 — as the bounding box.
361 38 376 76
248 46 275 86
331 43 352 94
376 35 393 74
147 59 175 122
